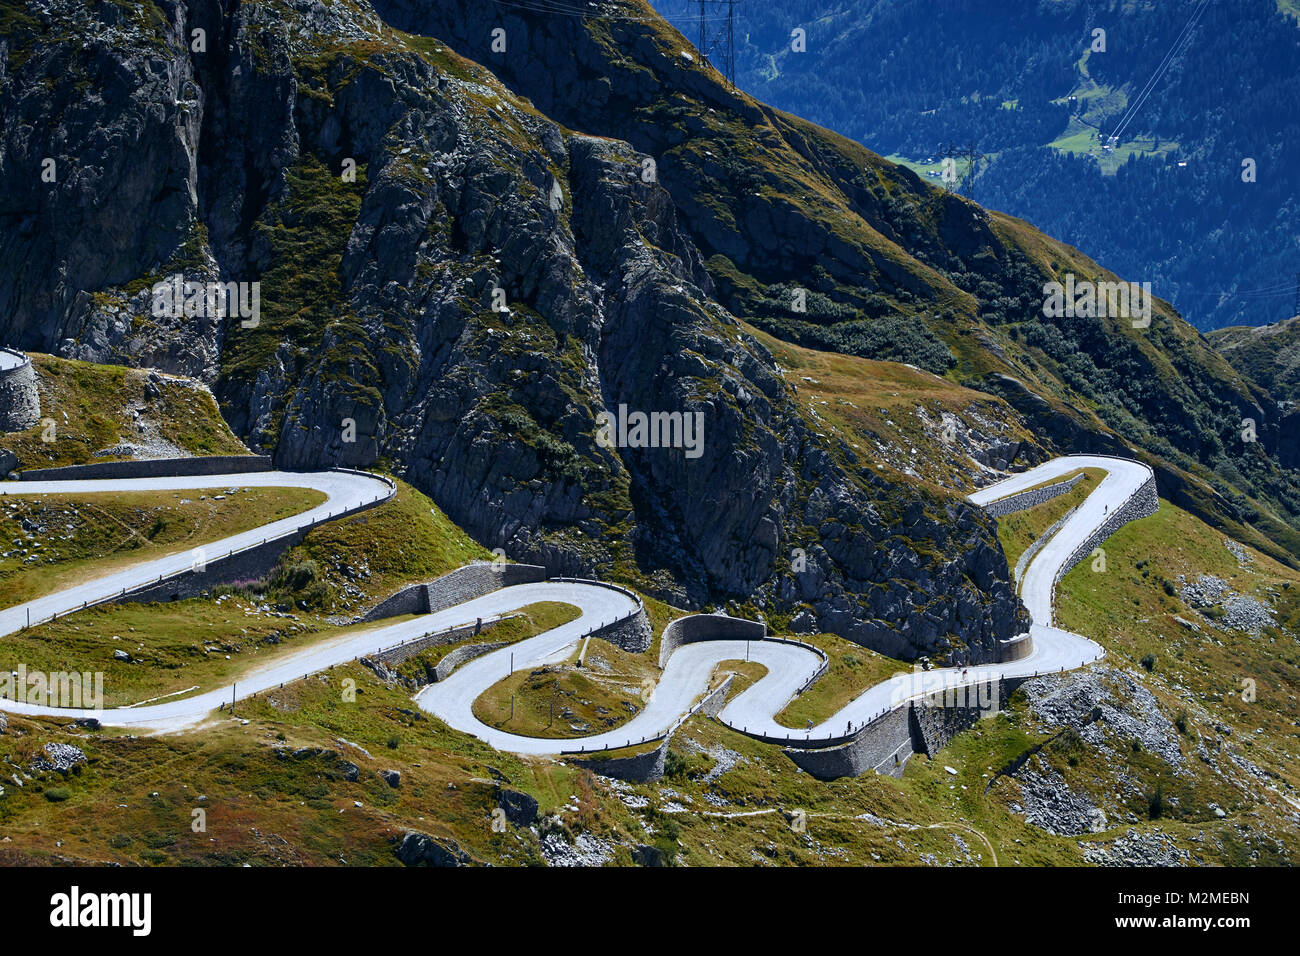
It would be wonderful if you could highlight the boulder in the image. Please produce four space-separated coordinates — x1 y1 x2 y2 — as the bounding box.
631 844 666 867
496 788 538 827
394 831 471 867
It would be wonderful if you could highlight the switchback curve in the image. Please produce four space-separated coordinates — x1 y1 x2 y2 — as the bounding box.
0 456 1153 761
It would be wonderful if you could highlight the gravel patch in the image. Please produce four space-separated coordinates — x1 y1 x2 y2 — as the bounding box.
1008 758 1105 836
1081 828 1190 866
540 832 613 867
1021 666 1184 770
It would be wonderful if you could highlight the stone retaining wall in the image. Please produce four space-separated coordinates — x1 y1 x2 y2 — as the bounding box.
1014 505 1078 584
911 677 1028 755
584 608 652 653
784 705 913 779
431 640 510 682
910 698 986 757
982 472 1084 518
117 528 309 605
658 613 766 668
697 674 734 718
367 618 507 670
1055 473 1159 589
16 454 273 482
570 740 668 784
359 563 548 622
0 350 40 432
359 582 431 622
550 577 648 652
784 677 1029 780
996 632 1034 663
426 563 546 614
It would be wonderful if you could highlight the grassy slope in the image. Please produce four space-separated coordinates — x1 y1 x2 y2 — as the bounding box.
1207 316 1300 403
3 487 1298 865
473 631 659 740
4 354 249 469
1057 502 1300 789
0 487 325 609
0 478 492 707
747 324 1046 496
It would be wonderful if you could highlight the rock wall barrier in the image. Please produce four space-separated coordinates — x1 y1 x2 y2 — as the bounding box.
982 471 1084 518
996 632 1034 663
1055 473 1158 593
0 350 40 432
431 640 511 682
366 617 509 670
551 577 650 653
658 612 767 668
359 563 548 623
785 677 1030 780
784 705 913 779
16 454 273 482
570 740 668 784
584 609 652 653
1014 505 1078 585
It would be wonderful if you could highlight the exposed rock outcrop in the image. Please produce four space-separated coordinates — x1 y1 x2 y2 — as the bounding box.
394 831 473 867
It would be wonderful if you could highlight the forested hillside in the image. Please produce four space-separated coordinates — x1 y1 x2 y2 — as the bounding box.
653 0 1300 331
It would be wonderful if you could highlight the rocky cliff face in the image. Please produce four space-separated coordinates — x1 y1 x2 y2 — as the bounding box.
0 0 1029 661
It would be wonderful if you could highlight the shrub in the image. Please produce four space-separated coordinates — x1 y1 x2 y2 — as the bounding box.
44 787 71 802
1147 783 1165 819
301 581 332 609
272 558 319 592
664 749 688 780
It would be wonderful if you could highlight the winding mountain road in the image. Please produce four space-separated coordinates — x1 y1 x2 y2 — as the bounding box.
0 455 1154 759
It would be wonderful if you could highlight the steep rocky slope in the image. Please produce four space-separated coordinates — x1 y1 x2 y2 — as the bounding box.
0 0 1024 662
372 0 1300 566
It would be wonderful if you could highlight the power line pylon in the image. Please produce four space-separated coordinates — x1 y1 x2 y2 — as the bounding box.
961 140 984 201
697 0 738 86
